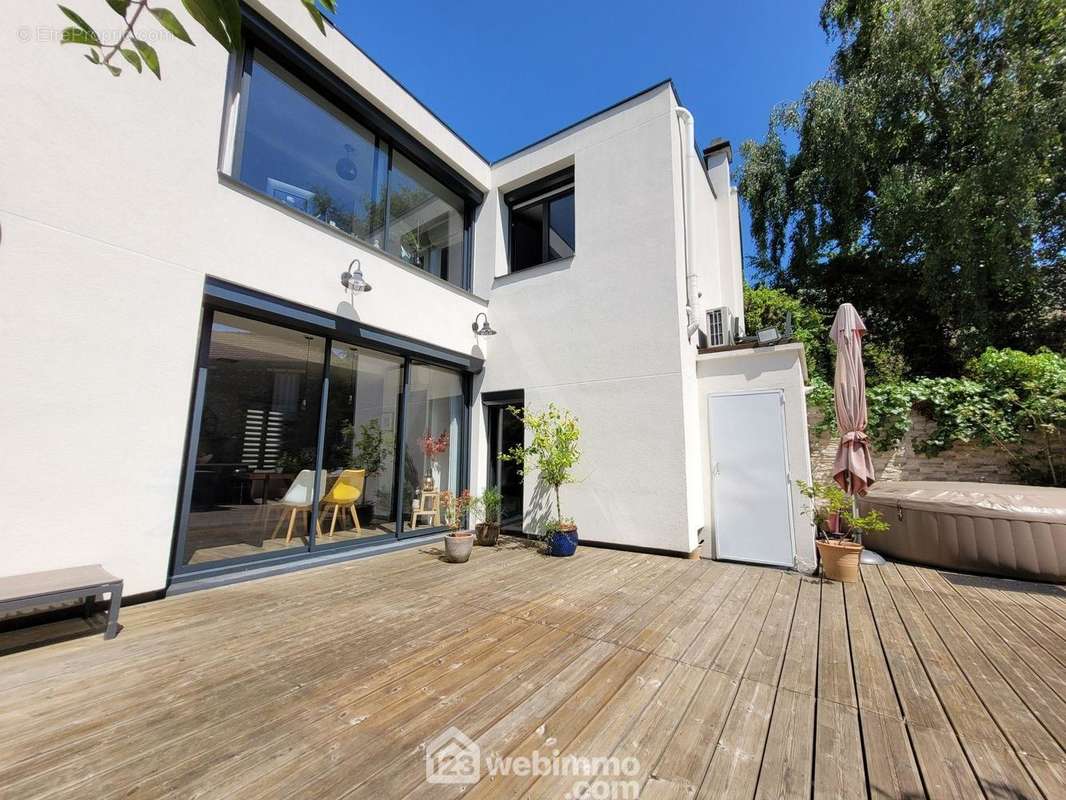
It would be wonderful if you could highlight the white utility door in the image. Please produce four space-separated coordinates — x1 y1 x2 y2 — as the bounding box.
708 390 794 567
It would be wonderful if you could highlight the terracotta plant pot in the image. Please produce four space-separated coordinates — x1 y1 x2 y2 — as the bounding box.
474 523 500 547
444 530 474 563
817 539 864 583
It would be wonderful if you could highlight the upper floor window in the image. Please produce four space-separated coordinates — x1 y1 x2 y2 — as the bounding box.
505 168 575 271
231 48 470 289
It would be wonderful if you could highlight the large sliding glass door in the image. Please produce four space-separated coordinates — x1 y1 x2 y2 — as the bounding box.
174 302 470 576
402 365 464 534
182 313 325 566
319 345 403 543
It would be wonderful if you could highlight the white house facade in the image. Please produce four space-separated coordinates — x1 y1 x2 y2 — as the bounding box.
0 0 814 598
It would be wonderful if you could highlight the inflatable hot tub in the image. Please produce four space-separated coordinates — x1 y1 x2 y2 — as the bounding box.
857 481 1066 583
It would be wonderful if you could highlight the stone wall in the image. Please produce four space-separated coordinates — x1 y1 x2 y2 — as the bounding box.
809 408 1062 485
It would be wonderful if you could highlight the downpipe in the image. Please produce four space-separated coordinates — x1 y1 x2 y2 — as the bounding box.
675 106 700 340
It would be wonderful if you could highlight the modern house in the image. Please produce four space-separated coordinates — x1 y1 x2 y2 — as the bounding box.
0 0 815 601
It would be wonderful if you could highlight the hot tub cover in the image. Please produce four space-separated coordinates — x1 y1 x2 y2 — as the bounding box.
858 481 1066 583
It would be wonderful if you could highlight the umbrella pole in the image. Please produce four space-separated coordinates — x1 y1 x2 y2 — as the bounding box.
853 487 887 565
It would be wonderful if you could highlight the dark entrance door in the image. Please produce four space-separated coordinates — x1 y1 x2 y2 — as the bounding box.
486 397 524 533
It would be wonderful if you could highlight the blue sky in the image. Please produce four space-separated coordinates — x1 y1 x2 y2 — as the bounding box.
330 0 834 274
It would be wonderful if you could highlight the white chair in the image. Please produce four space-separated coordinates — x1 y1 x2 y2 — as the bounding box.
270 469 326 544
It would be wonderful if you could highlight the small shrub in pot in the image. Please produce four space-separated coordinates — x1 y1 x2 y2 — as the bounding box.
798 481 889 582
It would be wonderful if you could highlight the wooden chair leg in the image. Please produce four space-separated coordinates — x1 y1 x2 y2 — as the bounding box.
314 510 323 539
329 504 339 536
284 508 297 544
270 508 286 539
350 504 362 535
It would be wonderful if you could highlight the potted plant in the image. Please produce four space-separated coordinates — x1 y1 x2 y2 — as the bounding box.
502 403 582 557
475 486 502 546
351 420 390 525
440 489 475 563
798 481 889 582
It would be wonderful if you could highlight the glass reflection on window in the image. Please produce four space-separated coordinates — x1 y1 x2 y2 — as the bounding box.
233 50 468 286
403 365 464 530
386 152 466 286
318 346 403 542
184 313 325 565
238 52 388 243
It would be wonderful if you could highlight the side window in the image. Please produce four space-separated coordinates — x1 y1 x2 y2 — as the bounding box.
506 168 574 271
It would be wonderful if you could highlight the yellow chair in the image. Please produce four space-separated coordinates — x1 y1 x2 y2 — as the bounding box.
321 469 366 536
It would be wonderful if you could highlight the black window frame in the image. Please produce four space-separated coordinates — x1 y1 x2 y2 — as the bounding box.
168 278 477 583
224 7 482 292
505 168 575 272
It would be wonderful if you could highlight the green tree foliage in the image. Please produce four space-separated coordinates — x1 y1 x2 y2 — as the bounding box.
739 0 1066 376
502 404 582 532
743 285 830 379
58 0 334 78
808 347 1066 485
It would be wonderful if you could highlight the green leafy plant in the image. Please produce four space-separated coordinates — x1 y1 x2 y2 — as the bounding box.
845 509 890 538
478 485 502 526
739 0 1066 375
797 480 851 536
351 419 390 480
807 347 1066 486
57 0 334 79
501 403 581 542
797 479 889 543
744 285 830 380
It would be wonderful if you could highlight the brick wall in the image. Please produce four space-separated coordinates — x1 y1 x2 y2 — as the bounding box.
809 408 1063 485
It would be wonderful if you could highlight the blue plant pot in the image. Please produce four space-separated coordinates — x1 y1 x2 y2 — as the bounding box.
547 528 578 557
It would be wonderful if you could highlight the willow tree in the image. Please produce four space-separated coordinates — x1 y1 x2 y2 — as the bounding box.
739 0 1066 377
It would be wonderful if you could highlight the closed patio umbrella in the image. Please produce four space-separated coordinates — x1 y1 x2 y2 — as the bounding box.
830 303 875 495
829 303 883 564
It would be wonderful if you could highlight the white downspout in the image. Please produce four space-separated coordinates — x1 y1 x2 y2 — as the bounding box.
675 106 700 340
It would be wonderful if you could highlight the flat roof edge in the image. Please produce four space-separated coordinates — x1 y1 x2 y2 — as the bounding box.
315 13 492 166
490 79 677 165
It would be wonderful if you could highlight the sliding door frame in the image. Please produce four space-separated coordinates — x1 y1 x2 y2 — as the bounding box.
169 279 478 583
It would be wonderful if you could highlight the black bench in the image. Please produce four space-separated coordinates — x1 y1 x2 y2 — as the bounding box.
0 565 123 640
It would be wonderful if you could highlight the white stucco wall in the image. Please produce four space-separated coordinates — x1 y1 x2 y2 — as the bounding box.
0 1 748 593
0 1 493 594
696 343 816 572
477 86 703 554
704 149 745 330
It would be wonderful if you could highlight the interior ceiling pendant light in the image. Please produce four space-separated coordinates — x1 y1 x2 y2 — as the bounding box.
471 312 497 337
335 144 358 181
341 258 372 293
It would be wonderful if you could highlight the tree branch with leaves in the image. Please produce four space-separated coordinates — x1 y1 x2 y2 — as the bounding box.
57 0 336 78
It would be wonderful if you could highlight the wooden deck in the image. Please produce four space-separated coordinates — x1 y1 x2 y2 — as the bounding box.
2 539 1065 799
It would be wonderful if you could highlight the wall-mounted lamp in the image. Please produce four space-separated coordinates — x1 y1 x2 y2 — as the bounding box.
472 312 496 337
341 259 372 293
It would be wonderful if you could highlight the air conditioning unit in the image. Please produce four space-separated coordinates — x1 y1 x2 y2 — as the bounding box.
706 307 734 347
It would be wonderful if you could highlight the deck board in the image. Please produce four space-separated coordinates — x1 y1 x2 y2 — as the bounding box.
1 540 1064 799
